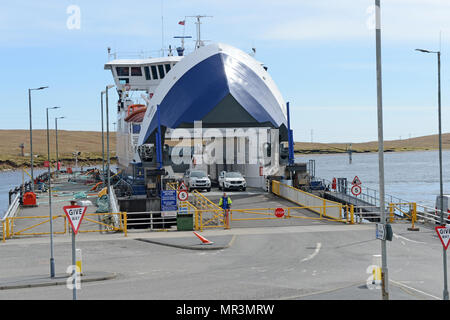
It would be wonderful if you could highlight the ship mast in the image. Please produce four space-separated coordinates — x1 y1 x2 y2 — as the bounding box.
187 15 212 49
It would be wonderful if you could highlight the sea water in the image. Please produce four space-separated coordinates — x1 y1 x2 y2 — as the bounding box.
0 150 448 217
296 149 450 208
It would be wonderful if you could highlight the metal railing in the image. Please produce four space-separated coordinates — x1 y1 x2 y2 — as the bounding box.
272 180 345 221
125 211 177 231
1 193 21 239
414 203 450 225
319 177 413 214
2 212 127 242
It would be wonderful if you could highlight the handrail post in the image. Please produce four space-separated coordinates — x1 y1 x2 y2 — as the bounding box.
323 199 326 218
9 217 13 238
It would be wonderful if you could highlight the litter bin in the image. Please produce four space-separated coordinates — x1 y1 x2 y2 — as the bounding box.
177 213 193 231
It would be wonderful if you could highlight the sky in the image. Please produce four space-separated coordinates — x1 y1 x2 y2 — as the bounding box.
1 0 450 143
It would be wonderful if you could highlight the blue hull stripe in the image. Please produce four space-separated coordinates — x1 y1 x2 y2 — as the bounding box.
143 53 286 144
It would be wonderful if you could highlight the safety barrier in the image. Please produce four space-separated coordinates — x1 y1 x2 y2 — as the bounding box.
388 202 421 230
349 203 422 230
272 180 345 221
166 181 223 230
2 212 128 242
194 204 355 230
190 190 225 230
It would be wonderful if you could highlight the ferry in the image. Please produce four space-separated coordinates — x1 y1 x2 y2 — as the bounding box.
103 16 294 213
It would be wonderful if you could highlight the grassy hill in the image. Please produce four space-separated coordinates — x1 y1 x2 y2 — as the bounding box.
293 133 450 154
0 130 116 170
1 129 449 170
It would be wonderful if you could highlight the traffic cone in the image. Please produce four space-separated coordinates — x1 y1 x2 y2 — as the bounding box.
193 232 214 245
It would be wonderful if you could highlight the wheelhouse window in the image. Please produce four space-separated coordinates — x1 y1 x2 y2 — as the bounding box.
144 66 151 80
151 65 158 79
131 67 142 76
158 65 165 79
116 67 129 76
164 64 171 73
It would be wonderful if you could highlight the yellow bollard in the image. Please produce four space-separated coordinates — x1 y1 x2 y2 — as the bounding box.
408 203 420 231
389 203 394 223
123 212 128 237
350 205 355 224
76 249 82 275
372 254 382 285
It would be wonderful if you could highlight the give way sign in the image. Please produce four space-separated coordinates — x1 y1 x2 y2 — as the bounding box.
63 205 87 235
436 225 450 250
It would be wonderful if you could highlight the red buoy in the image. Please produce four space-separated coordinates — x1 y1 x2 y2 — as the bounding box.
23 192 37 207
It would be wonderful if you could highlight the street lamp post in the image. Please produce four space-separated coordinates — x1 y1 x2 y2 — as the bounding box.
101 91 106 178
28 86 48 192
46 106 60 278
375 0 389 300
105 85 115 213
55 116 65 177
415 48 448 300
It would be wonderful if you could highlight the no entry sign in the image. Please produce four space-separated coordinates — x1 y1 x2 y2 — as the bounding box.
63 205 87 235
275 208 285 218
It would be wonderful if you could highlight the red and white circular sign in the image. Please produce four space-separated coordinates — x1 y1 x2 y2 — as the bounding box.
178 190 188 202
275 208 285 218
351 185 362 196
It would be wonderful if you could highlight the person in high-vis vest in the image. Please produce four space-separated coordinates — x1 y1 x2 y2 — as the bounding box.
219 193 232 229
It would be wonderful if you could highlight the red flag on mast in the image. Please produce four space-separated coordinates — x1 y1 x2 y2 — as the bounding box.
178 20 185 25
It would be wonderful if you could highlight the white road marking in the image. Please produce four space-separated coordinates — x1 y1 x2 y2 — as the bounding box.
393 233 427 244
301 242 322 262
390 279 440 300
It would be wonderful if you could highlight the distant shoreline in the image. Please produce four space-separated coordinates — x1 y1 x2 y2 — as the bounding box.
0 148 445 172
0 158 116 172
1 129 448 171
293 147 443 155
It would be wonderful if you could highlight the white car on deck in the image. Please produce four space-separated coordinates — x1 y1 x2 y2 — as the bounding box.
218 171 247 191
183 170 211 192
